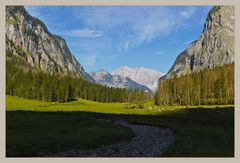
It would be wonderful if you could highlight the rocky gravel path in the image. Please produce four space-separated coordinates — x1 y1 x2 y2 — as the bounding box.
39 120 174 157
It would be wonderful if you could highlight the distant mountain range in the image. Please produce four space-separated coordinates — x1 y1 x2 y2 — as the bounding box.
90 67 163 92
112 66 164 92
90 69 151 92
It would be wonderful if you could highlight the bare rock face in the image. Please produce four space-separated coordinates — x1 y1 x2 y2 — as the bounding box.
112 66 164 92
163 6 234 79
90 69 152 92
5 6 94 81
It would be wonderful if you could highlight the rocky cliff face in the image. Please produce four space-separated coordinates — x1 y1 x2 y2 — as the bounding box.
163 6 234 79
6 6 94 81
112 66 164 92
90 69 151 92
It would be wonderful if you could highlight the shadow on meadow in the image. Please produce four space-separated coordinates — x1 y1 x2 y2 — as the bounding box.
6 106 234 157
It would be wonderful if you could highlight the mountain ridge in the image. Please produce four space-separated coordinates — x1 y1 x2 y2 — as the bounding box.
161 6 234 80
112 66 164 92
5 6 95 81
90 69 152 92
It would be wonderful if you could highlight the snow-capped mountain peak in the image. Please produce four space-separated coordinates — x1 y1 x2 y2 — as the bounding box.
112 66 164 92
90 69 151 92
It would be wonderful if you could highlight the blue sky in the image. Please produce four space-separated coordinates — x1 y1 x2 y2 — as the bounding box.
25 6 212 74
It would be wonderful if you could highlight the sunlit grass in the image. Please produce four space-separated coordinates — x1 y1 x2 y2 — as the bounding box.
6 96 234 115
6 96 234 157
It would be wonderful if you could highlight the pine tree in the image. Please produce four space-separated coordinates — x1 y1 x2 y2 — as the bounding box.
155 64 234 106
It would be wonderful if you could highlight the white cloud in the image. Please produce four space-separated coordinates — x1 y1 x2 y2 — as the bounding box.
73 6 197 50
124 16 178 49
65 28 103 38
26 6 199 53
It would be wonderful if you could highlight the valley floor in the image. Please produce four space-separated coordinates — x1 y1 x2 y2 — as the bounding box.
6 96 234 157
39 120 174 157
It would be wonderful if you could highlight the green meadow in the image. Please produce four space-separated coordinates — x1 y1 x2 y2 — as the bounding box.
6 96 234 157
6 96 233 114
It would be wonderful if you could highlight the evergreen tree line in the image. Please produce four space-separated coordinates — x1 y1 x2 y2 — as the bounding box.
6 56 149 103
155 63 234 105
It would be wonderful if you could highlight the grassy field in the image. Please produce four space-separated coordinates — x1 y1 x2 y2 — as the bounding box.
6 96 233 114
6 111 135 157
6 96 234 157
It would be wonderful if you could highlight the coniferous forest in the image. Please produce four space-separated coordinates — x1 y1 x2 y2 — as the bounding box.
6 54 149 103
155 63 234 105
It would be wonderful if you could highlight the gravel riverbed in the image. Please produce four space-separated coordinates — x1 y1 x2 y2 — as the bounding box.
38 120 174 157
